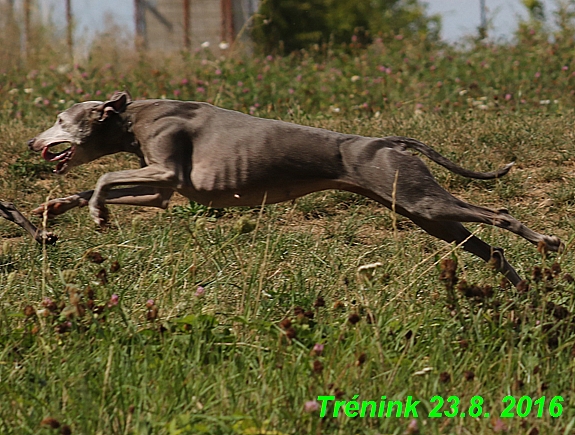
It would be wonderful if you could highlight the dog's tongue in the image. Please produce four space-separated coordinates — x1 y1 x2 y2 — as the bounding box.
42 147 68 162
41 147 57 161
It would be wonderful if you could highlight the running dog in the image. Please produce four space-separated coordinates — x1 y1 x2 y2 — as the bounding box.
28 91 562 286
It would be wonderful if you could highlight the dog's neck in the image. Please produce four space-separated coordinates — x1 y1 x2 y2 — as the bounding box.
118 110 145 162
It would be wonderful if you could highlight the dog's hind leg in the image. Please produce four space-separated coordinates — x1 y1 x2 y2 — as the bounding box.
347 146 562 254
414 199 563 254
409 217 522 286
344 147 560 286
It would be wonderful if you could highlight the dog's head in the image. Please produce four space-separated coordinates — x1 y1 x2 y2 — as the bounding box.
28 91 132 174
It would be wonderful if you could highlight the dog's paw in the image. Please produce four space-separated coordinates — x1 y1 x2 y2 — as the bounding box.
89 204 109 227
32 203 61 219
538 236 564 254
35 231 58 245
33 196 82 218
31 205 45 216
547 236 564 253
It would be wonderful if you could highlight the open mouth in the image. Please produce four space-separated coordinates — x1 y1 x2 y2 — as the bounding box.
41 142 75 173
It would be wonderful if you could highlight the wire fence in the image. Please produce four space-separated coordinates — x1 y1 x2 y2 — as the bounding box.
0 0 258 64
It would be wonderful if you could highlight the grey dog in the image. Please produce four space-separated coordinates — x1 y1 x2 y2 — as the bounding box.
28 91 562 286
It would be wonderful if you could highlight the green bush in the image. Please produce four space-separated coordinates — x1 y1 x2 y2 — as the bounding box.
251 0 441 53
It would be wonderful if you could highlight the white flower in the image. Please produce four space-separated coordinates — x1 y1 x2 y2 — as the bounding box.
219 41 229 50
201 41 210 48
539 100 551 105
357 262 384 281
413 367 433 376
351 75 360 82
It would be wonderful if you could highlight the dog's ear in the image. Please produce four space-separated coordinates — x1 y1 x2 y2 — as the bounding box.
109 90 132 105
98 91 132 122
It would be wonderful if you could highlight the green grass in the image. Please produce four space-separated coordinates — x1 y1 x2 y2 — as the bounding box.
2 24 575 435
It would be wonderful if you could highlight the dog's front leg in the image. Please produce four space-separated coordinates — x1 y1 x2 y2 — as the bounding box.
0 201 57 245
89 166 179 226
32 194 89 218
33 187 174 219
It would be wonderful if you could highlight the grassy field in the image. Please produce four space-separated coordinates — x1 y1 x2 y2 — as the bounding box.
2 22 575 435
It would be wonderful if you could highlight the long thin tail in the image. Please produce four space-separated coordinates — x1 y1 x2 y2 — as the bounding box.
383 136 514 180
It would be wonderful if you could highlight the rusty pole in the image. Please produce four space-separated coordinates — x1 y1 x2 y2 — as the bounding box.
65 0 73 60
24 0 31 59
183 0 190 50
134 0 146 50
479 0 487 39
220 0 233 45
